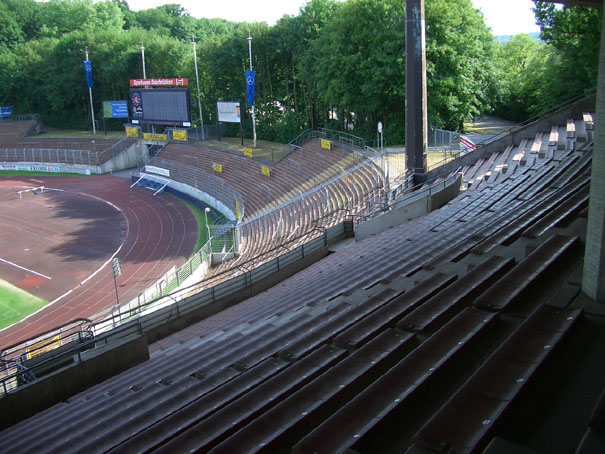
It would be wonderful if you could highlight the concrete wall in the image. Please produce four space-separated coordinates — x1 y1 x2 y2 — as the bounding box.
0 334 149 430
582 8 605 302
355 172 462 242
101 141 146 173
0 162 97 175
139 172 237 221
427 94 597 180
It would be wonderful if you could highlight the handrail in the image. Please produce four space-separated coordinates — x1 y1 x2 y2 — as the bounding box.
0 114 39 123
0 318 92 362
470 88 597 150
425 90 597 174
0 321 140 396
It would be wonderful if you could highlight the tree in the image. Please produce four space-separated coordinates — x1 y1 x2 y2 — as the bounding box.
425 0 499 131
533 2 600 99
310 0 405 139
492 34 548 122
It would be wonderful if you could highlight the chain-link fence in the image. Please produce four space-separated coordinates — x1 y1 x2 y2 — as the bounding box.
428 127 460 152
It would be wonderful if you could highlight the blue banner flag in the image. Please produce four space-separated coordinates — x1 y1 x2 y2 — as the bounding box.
245 70 256 106
0 106 13 118
83 60 93 88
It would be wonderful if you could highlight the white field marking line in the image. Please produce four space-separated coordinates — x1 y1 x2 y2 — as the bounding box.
0 189 127 333
0 257 51 280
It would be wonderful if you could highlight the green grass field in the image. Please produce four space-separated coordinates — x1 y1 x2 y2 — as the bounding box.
0 170 85 177
0 279 49 330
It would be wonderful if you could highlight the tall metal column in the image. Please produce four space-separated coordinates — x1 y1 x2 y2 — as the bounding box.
405 0 428 183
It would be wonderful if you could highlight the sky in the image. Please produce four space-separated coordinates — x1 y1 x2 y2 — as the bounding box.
120 0 542 36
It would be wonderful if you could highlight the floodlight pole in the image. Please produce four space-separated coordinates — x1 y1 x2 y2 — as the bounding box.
85 47 96 135
141 43 147 79
247 34 257 148
193 38 205 140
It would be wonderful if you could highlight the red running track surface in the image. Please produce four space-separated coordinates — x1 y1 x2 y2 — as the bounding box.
0 175 198 349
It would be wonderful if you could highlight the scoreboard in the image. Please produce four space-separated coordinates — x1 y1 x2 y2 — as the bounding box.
130 88 192 127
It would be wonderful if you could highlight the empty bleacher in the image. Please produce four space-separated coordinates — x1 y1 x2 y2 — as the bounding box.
0 121 134 166
0 112 602 454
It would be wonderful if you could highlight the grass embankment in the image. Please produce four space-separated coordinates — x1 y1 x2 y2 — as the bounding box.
208 136 290 163
0 279 49 330
178 197 218 252
35 129 125 139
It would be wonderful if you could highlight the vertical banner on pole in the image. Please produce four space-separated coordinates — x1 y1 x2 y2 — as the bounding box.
245 71 256 107
83 60 93 88
83 54 96 134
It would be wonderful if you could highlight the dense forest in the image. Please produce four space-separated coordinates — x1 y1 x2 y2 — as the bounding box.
0 0 600 144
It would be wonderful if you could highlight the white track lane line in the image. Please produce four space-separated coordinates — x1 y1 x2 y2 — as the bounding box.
0 257 52 280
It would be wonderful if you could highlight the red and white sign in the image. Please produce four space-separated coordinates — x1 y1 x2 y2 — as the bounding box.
130 78 188 87
460 135 478 152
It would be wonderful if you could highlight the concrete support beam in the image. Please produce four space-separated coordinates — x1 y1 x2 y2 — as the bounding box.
405 0 428 183
582 0 605 302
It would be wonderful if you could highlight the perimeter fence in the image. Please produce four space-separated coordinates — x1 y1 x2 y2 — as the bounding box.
0 148 100 166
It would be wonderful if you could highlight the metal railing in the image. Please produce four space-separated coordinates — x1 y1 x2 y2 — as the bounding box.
429 127 460 153
145 157 245 219
0 114 39 123
0 137 394 393
289 128 367 151
469 88 597 151
0 148 100 166
99 137 134 158
0 321 139 396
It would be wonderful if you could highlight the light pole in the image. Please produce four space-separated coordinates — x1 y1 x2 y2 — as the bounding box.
193 37 205 140
247 34 256 148
205 207 211 248
141 43 146 79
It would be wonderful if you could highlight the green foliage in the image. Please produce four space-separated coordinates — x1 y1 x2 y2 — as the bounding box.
425 0 499 130
533 2 600 101
490 3 600 123
492 34 549 121
0 0 599 142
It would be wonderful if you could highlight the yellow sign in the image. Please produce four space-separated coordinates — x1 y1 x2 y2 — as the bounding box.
321 139 332 150
213 163 223 173
126 127 139 138
143 133 168 141
243 147 254 157
261 165 271 177
172 130 187 142
235 199 241 221
26 335 61 360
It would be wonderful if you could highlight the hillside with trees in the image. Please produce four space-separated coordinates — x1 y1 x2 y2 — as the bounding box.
0 0 600 143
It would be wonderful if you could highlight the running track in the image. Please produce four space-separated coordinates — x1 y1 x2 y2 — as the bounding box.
0 175 198 349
